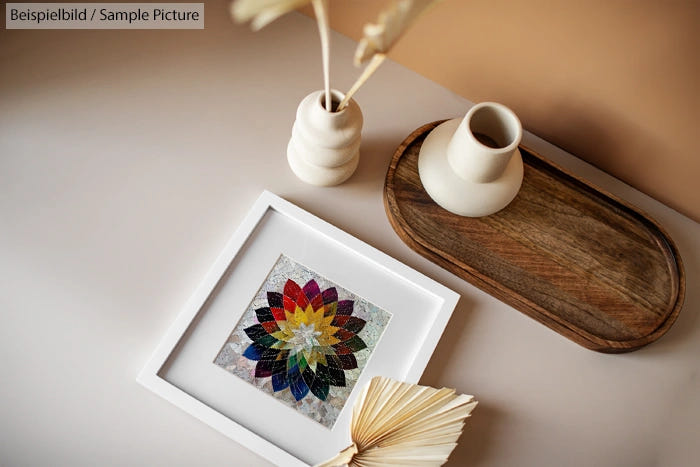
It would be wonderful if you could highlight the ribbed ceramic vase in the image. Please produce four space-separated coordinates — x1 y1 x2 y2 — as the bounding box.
287 89 363 186
418 102 524 217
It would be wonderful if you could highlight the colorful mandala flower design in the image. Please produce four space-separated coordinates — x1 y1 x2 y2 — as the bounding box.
242 278 367 401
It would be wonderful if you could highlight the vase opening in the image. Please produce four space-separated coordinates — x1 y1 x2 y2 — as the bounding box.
317 90 345 113
468 105 520 150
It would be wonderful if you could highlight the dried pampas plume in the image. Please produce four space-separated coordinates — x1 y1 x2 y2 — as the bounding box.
315 376 477 467
338 0 441 110
231 0 312 30
231 0 332 110
354 0 441 66
231 0 443 112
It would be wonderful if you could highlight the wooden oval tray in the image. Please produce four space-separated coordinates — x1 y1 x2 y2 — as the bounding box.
384 121 685 353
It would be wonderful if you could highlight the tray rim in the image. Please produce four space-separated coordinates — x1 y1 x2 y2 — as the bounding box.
384 120 686 353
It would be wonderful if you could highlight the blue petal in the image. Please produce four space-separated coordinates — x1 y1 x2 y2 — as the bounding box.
288 364 309 401
289 376 309 401
242 343 264 361
272 373 289 392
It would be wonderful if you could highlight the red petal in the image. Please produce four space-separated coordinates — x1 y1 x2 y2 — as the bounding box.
284 280 302 302
332 315 349 327
296 290 310 310
334 329 356 342
333 343 353 355
309 294 324 311
271 306 286 322
283 295 296 313
262 321 280 333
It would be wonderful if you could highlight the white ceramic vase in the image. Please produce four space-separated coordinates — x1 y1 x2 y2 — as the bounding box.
418 102 524 217
287 89 363 186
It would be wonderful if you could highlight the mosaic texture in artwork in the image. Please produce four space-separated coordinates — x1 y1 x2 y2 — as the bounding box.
214 255 391 428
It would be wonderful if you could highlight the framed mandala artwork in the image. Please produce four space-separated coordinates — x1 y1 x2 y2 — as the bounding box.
214 255 392 429
138 191 459 466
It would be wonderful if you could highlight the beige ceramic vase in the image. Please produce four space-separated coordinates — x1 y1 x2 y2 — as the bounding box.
418 102 523 217
287 89 363 186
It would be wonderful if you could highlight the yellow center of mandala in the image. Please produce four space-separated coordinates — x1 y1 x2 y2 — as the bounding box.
271 303 340 369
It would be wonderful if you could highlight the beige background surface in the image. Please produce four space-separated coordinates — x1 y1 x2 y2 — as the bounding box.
1 2 699 466
302 0 700 221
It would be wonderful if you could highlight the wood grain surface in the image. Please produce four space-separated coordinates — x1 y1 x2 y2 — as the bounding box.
384 122 685 353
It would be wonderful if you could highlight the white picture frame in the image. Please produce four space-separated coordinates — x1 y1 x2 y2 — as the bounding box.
137 190 459 466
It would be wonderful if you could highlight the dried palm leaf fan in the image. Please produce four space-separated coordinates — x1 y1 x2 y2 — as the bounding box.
316 376 477 467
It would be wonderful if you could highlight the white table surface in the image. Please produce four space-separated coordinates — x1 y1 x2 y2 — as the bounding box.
2 6 698 466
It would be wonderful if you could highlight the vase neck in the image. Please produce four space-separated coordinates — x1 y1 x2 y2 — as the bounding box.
447 103 522 183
